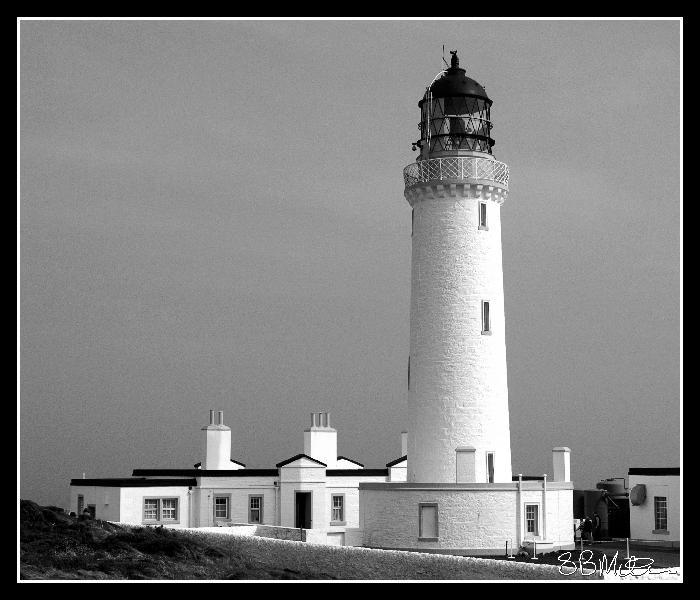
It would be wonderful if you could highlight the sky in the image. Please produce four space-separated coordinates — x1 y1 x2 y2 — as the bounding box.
19 19 681 508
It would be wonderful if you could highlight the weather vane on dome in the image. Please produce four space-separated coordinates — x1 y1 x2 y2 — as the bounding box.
449 50 459 69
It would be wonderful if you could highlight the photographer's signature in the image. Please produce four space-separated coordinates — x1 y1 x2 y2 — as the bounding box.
557 550 680 578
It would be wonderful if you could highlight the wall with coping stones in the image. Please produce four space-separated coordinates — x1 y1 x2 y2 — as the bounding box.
359 483 574 553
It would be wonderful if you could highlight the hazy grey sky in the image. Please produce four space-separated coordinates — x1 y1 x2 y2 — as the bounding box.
20 19 680 507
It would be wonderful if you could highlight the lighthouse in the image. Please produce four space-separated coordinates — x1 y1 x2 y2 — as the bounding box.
405 51 512 484
358 52 573 554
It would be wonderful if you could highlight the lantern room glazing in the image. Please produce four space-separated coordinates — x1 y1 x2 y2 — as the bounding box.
415 51 495 158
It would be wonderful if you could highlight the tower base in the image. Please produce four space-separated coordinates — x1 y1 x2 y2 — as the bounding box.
358 481 574 554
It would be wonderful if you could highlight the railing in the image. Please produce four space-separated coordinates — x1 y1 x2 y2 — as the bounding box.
403 156 509 190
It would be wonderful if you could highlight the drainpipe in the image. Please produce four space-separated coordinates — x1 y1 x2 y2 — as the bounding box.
187 488 192 528
542 474 547 541
516 474 523 549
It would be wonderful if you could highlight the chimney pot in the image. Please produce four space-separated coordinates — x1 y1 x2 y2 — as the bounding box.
326 412 331 428
217 410 224 425
209 410 215 425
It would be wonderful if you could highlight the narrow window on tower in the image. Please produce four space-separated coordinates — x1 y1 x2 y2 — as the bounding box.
408 356 411 390
479 201 488 230
411 208 414 236
481 301 491 335
486 452 495 483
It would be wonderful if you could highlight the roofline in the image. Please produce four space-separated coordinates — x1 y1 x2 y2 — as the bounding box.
386 455 407 467
133 469 278 477
628 468 680 476
336 456 365 467
326 469 389 477
70 478 197 488
276 454 327 468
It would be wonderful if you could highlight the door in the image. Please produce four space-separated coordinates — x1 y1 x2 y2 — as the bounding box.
294 492 312 529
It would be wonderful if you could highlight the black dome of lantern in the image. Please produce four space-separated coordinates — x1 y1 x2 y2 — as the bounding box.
418 51 491 108
415 50 495 155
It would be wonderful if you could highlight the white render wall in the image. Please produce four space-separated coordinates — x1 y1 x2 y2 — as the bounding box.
359 482 574 552
279 462 327 529
119 486 192 528
325 475 389 531
193 476 278 528
407 186 512 483
629 475 680 544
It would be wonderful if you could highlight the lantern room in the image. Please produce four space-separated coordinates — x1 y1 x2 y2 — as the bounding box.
415 51 494 158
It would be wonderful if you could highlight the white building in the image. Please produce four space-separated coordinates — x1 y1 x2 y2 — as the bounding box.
69 51 575 554
70 411 407 546
628 468 680 547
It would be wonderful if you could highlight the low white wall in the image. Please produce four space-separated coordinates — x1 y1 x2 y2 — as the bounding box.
360 483 574 553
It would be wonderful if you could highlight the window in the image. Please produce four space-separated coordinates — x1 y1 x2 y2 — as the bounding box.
419 503 438 540
331 495 345 523
486 452 495 483
143 498 179 524
479 201 488 230
525 504 539 536
214 495 230 520
160 499 177 521
144 499 159 521
654 497 668 531
482 300 491 335
249 495 263 524
77 495 84 515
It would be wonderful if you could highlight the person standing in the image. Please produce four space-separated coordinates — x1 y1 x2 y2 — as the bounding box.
593 512 601 541
582 517 593 544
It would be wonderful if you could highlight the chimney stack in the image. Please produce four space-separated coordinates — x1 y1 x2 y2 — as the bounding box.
303 411 337 468
202 409 232 470
552 447 571 482
401 431 408 457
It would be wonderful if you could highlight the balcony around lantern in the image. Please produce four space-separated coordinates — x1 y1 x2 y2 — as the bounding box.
403 155 509 192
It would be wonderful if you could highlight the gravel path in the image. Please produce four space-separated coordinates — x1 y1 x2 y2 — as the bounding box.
184 530 596 580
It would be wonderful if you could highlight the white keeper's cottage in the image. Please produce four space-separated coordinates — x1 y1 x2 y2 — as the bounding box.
70 410 406 545
69 51 575 554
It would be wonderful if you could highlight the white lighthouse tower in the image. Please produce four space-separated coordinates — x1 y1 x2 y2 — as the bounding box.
358 53 574 554
405 51 512 484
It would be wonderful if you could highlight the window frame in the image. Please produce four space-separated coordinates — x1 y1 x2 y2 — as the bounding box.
213 494 231 521
525 503 540 537
486 451 495 483
478 201 488 230
481 300 492 335
331 493 346 525
653 496 668 532
248 494 264 524
418 502 439 541
142 497 180 525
